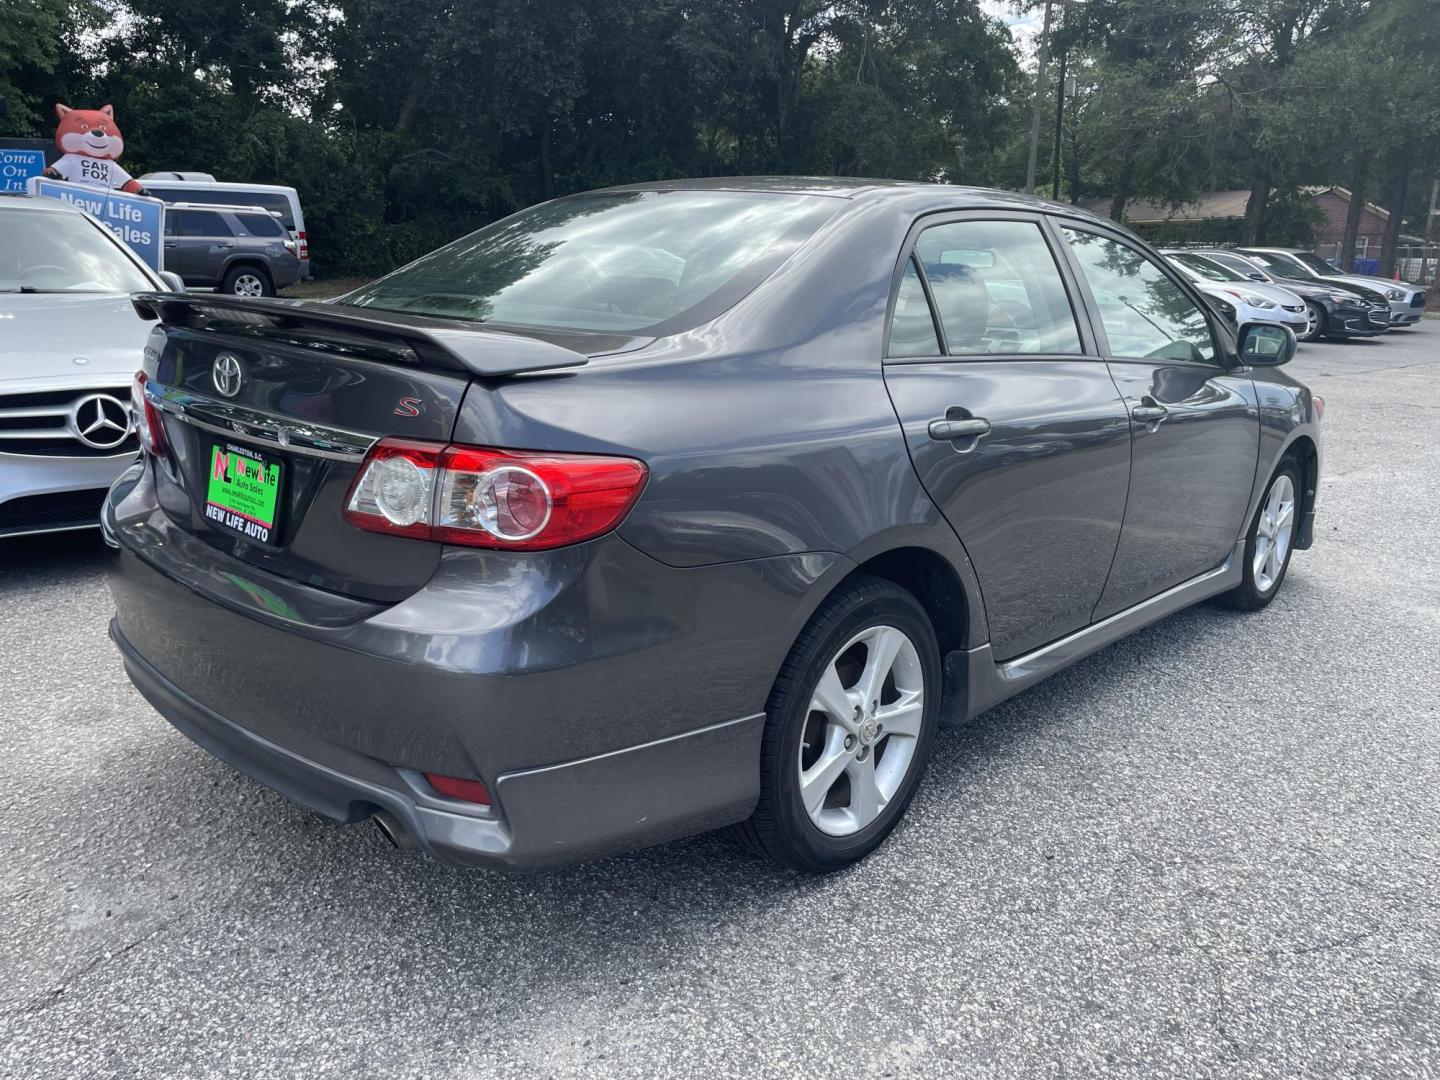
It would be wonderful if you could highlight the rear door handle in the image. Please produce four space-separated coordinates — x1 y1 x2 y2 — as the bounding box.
928 417 991 441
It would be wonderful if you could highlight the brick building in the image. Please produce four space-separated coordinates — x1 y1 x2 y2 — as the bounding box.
1082 186 1409 256
1305 186 1391 256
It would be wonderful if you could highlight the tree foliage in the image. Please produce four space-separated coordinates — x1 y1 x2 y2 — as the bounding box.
2 0 1437 275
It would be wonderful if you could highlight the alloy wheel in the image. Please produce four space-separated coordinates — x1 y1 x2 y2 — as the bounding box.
797 624 924 837
1253 473 1295 594
1302 304 1320 341
232 273 266 297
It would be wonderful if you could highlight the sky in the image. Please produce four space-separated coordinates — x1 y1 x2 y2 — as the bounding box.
983 0 1043 60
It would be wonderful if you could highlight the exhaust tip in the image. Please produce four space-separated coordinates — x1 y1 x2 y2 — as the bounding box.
371 809 418 851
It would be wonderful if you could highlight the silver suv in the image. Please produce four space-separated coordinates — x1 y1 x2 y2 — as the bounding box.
162 203 302 297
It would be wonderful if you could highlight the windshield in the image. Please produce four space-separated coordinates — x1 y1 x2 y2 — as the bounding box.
1171 253 1244 282
342 190 839 333
1207 252 1269 280
0 208 153 293
1295 251 1341 277
1248 252 1311 280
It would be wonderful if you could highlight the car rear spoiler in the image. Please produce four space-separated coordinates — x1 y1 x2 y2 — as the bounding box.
130 292 588 378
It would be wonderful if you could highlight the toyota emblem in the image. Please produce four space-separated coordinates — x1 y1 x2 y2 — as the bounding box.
69 393 133 451
212 353 244 398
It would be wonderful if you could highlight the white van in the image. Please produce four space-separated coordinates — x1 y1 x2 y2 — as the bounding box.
139 175 310 278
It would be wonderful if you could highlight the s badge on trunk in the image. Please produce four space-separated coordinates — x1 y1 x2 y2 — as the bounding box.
212 353 244 398
395 397 423 417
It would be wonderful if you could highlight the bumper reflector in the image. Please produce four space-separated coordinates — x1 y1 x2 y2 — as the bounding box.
424 772 492 805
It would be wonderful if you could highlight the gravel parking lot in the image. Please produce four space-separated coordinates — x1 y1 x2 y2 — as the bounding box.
2 326 1437 1079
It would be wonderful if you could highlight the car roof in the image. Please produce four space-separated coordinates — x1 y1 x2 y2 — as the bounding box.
0 193 89 215
1239 247 1304 254
143 179 299 195
589 176 1121 225
169 202 278 214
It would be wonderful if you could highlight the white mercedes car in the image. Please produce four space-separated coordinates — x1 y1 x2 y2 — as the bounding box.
0 194 180 539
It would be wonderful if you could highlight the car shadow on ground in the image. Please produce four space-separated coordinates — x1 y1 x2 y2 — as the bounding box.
8 528 1314 1012
0 531 114 594
71 585 1257 959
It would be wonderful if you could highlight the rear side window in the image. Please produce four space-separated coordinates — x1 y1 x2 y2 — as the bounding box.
236 213 285 237
172 210 233 237
342 190 839 333
913 220 1082 355
1061 227 1217 364
888 258 941 358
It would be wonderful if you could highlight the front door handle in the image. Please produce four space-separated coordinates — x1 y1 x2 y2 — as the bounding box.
928 417 992 441
1130 402 1169 425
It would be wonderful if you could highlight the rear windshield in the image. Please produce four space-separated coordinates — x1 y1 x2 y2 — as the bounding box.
0 208 153 293
341 190 840 333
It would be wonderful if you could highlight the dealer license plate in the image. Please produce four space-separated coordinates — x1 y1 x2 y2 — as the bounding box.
205 442 282 544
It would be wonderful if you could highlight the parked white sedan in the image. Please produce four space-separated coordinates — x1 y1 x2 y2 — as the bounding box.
0 194 179 538
1162 251 1309 340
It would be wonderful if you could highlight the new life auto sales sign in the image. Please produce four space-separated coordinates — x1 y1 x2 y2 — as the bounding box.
27 176 166 272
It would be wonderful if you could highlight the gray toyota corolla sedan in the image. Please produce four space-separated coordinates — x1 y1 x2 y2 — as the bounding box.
105 178 1321 873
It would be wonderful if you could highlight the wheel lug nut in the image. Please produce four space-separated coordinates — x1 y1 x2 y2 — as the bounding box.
844 735 855 750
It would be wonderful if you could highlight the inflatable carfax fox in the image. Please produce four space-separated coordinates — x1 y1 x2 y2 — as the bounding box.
43 103 146 194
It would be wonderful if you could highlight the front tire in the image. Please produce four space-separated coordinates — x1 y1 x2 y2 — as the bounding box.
1299 302 1325 342
1218 460 1300 611
222 265 274 298
738 576 941 873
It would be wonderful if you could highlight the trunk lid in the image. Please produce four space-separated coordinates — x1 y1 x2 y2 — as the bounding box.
133 293 595 602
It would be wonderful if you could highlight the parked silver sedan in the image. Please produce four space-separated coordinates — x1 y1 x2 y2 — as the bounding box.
0 195 179 538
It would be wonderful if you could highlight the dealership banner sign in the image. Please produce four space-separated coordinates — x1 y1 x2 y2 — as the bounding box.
0 149 46 193
27 177 166 272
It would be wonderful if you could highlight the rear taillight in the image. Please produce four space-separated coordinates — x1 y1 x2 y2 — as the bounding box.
131 371 166 455
296 230 309 261
343 438 647 550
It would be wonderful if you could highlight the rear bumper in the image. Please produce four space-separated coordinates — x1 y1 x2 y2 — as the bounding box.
104 461 827 868
112 620 761 869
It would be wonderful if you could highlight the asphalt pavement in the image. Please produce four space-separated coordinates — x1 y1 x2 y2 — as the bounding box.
2 326 1438 1079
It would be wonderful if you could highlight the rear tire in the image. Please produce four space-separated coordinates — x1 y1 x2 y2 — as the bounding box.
737 575 941 873
222 265 273 298
1217 459 1301 612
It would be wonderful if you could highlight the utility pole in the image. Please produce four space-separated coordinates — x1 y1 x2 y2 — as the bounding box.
1024 0 1054 196
1051 48 1067 200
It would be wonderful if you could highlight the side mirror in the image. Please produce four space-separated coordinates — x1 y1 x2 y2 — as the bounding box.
159 270 186 292
1239 322 1296 367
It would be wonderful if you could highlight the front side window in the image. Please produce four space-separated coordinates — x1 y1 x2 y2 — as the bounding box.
0 208 153 293
913 220 1082 355
342 190 839 333
1061 227 1217 363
